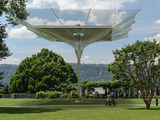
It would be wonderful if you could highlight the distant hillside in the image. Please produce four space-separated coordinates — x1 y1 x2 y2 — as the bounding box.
0 64 18 85
70 63 113 82
0 63 113 85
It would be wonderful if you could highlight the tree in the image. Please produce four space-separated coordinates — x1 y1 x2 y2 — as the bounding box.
2 83 9 94
9 48 78 93
107 40 160 109
0 0 29 26
0 0 29 85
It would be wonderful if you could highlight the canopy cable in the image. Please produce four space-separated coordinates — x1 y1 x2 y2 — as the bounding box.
80 9 91 41
51 8 76 41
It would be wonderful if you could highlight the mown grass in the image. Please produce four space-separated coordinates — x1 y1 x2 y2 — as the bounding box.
0 98 158 106
0 106 160 120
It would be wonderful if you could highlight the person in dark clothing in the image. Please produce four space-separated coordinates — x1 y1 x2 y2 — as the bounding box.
111 90 116 106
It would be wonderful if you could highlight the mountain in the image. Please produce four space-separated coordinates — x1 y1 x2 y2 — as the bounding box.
70 63 113 82
0 64 18 85
0 63 113 85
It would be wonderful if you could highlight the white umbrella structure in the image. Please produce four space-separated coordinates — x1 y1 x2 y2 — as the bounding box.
1 9 141 102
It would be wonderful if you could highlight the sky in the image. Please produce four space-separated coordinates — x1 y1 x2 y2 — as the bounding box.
1 0 160 65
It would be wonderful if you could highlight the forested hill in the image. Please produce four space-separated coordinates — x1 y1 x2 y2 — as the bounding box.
0 64 18 85
70 63 113 82
0 63 113 85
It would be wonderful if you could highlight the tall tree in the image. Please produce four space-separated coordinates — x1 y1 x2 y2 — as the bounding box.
9 48 78 93
0 0 29 86
107 40 160 109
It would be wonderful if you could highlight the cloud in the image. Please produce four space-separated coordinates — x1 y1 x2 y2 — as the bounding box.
8 26 36 39
0 57 21 65
144 34 160 65
144 33 160 43
109 11 127 25
27 17 48 25
27 0 136 9
81 56 93 63
47 19 85 26
154 19 160 24
27 16 85 26
27 0 54 8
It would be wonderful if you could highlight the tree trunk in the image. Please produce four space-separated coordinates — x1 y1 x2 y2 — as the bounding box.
145 101 150 109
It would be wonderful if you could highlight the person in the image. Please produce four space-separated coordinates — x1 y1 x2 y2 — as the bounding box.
138 90 141 98
105 93 111 106
123 90 126 98
111 90 116 106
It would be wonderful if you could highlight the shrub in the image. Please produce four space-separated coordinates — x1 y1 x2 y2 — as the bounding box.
35 91 62 99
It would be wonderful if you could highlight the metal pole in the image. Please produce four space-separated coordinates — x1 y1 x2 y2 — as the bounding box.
77 54 81 102
75 44 83 102
156 98 158 106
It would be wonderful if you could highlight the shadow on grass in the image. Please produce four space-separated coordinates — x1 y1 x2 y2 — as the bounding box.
126 107 160 111
20 99 107 105
0 107 62 114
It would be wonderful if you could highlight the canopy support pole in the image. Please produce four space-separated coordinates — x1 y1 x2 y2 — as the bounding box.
75 44 83 102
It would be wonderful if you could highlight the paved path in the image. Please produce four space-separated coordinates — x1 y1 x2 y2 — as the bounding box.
0 104 158 107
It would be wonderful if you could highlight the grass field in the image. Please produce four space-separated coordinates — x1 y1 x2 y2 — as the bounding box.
1 106 160 120
0 98 159 120
0 98 158 106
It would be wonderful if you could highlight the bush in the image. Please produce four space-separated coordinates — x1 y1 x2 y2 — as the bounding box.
61 93 68 98
35 91 62 99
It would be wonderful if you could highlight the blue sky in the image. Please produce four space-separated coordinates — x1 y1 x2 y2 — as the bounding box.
1 0 160 65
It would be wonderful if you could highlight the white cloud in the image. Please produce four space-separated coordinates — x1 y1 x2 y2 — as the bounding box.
88 10 127 26
154 20 160 24
81 56 93 63
27 17 85 26
27 17 48 25
27 0 136 9
0 57 21 65
8 26 36 39
81 56 90 61
47 19 62 25
100 61 106 64
109 11 127 25
144 33 160 43
27 0 54 8
54 0 136 9
64 20 85 26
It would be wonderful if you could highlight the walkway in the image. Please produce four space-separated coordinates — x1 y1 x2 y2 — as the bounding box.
0 104 158 107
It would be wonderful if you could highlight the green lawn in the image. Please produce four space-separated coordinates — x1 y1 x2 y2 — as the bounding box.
0 98 158 106
0 99 159 120
0 106 160 120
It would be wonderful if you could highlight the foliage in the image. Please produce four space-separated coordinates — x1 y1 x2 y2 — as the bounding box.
9 48 78 93
0 0 28 89
70 63 113 82
85 80 122 89
69 90 77 98
107 40 160 109
0 64 115 85
2 83 9 94
0 0 29 26
35 91 62 99
0 22 11 88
